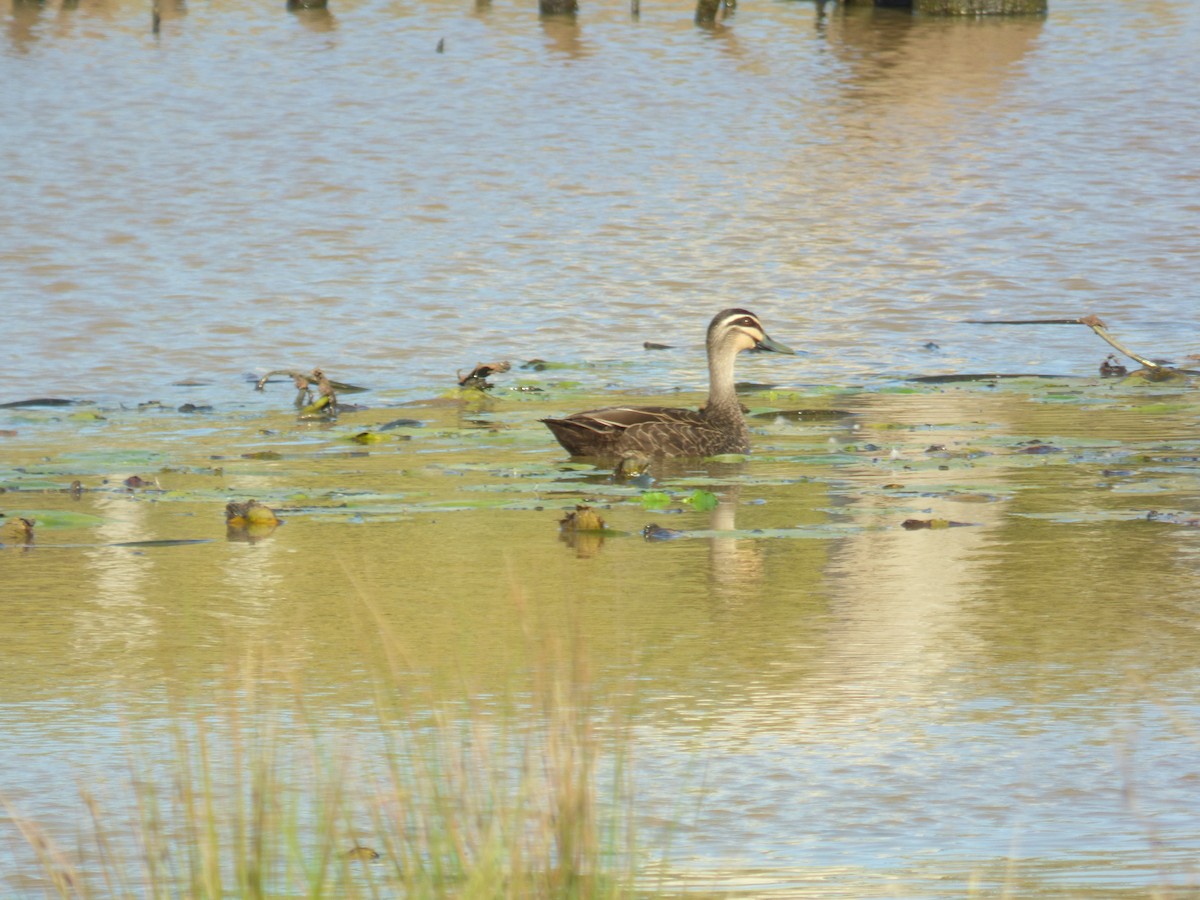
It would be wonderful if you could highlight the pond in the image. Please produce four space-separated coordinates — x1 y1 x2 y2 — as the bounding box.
3 0 1200 895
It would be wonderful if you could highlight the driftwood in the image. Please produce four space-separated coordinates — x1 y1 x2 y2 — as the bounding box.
255 368 344 416
966 315 1200 378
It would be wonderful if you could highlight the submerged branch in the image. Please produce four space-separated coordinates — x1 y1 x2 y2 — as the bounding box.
967 315 1200 376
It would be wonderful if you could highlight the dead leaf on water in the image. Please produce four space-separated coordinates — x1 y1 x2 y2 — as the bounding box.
558 504 608 557
225 500 280 528
559 505 606 532
345 844 380 861
458 361 511 390
1100 354 1128 377
0 516 35 545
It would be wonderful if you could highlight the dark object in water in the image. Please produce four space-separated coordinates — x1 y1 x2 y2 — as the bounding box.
0 516 35 545
642 523 683 541
901 518 973 530
0 398 79 409
458 361 511 390
559 505 606 533
542 309 795 458
1099 354 1128 377
967 314 1200 378
346 844 380 861
909 373 1065 384
225 500 280 528
558 505 608 558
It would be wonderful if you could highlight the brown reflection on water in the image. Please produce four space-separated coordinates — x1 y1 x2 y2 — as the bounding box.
822 4 1044 105
286 3 336 33
539 12 588 59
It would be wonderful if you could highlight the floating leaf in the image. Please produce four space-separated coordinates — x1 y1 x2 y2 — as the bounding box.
684 489 719 511
3 510 105 529
640 491 672 510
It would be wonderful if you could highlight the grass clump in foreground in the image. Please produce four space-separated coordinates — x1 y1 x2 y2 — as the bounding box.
3 614 647 899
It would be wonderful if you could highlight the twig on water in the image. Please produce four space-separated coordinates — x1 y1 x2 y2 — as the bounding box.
966 315 1200 377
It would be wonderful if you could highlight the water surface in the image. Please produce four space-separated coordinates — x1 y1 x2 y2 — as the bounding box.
3 0 1200 895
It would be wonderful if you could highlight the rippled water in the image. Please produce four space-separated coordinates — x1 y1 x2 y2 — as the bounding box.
4 0 1200 895
3 0 1198 403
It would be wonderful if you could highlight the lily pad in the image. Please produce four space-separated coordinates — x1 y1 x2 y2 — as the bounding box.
3 510 106 529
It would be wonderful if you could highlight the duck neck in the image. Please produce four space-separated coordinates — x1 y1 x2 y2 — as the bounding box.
705 351 745 427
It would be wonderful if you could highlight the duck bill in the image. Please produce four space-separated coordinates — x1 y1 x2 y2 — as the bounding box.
755 333 797 355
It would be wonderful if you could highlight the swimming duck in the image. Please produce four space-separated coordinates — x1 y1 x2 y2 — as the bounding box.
541 308 794 458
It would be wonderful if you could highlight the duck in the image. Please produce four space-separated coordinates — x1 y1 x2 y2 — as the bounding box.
541 308 794 458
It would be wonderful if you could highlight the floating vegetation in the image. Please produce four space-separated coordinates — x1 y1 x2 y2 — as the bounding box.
612 454 652 484
225 500 280 528
0 515 34 545
1144 510 1200 528
683 489 719 511
241 450 284 461
457 360 511 390
1100 354 1128 377
256 368 368 419
639 491 672 510
558 504 607 533
750 408 856 421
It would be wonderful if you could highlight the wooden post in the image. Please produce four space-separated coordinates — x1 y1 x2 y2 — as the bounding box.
695 0 732 24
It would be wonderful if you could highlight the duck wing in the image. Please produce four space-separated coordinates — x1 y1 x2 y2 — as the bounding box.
542 406 723 457
558 405 706 430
